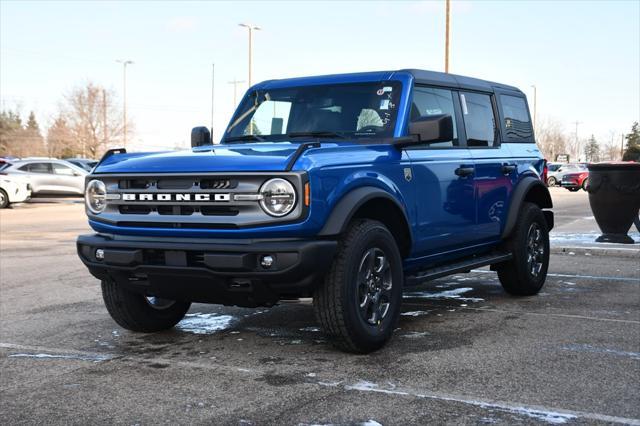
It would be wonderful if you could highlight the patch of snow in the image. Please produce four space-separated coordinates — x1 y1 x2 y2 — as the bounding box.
9 352 111 363
361 421 383 426
401 331 430 339
403 287 484 302
299 327 321 332
562 344 640 360
401 310 430 317
176 313 235 335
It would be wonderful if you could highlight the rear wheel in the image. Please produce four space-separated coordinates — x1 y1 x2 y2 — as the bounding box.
496 202 549 296
313 220 403 353
582 178 589 191
546 177 557 187
0 189 9 208
101 280 191 332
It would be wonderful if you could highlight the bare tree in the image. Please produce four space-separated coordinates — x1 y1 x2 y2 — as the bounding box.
535 117 568 161
46 115 75 158
61 82 132 158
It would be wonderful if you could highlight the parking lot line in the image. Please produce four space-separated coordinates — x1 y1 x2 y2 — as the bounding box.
325 380 640 425
471 269 640 283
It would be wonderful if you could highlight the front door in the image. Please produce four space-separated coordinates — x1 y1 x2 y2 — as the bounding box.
405 86 477 256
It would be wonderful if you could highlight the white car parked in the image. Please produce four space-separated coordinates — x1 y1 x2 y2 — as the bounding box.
0 174 31 208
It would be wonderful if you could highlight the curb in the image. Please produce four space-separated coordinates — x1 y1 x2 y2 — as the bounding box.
551 245 640 259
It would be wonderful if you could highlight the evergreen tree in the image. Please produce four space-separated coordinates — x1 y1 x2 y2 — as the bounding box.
622 122 640 161
0 109 25 156
26 111 40 134
584 134 600 163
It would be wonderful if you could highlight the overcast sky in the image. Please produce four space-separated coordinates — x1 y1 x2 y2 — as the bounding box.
1 0 639 153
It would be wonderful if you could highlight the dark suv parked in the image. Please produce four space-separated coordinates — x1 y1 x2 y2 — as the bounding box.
77 69 553 352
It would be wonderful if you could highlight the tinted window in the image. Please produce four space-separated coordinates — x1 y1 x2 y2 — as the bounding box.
411 87 458 147
27 163 52 174
499 95 533 142
460 92 496 147
53 163 76 176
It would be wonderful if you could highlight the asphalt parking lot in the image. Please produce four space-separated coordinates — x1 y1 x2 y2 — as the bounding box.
1 189 639 425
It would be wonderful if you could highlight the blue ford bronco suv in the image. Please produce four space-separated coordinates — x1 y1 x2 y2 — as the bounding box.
78 69 553 353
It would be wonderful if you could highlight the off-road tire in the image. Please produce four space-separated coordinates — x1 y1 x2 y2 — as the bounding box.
0 189 9 208
101 280 191 332
496 202 549 296
313 219 403 353
546 177 556 187
582 178 589 191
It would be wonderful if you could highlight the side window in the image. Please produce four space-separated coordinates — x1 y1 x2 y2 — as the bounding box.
53 163 75 176
460 92 496 147
28 163 52 174
411 87 458 147
499 95 533 142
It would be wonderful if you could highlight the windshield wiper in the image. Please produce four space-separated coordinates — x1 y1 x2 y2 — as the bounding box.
287 131 346 139
223 134 266 143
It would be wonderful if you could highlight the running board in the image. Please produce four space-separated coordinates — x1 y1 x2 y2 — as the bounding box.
405 252 512 286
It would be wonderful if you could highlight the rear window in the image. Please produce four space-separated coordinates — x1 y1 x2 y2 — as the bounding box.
499 95 533 142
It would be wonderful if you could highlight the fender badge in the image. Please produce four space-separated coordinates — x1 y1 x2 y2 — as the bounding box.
404 167 412 182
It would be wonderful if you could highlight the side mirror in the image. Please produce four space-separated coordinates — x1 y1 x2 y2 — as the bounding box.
408 114 453 144
191 126 211 147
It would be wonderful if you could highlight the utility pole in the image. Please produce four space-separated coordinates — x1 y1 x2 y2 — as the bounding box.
228 79 245 107
530 85 537 132
445 0 451 73
621 133 625 159
211 63 215 136
116 59 134 149
239 23 261 87
102 88 108 147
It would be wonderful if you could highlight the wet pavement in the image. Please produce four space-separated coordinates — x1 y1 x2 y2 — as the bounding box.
1 194 639 425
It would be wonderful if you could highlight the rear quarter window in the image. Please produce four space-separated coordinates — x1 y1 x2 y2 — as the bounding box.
499 94 533 143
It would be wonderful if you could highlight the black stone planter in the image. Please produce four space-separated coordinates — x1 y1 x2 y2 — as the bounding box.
587 162 640 244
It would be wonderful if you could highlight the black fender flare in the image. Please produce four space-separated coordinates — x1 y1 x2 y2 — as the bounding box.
501 176 553 238
318 186 410 237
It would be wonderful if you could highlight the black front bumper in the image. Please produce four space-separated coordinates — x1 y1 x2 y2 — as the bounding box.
77 234 337 307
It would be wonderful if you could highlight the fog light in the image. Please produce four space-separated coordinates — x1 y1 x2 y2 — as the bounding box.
260 255 274 269
95 249 105 260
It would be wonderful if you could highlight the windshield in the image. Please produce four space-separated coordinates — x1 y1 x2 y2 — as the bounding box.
224 81 402 142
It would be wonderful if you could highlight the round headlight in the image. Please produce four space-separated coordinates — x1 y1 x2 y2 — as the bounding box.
85 179 107 214
259 178 296 217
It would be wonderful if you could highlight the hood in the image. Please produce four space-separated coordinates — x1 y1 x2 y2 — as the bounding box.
94 144 301 174
93 142 401 174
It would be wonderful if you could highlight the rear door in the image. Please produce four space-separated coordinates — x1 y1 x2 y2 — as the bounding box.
459 91 514 243
405 85 477 256
19 162 54 194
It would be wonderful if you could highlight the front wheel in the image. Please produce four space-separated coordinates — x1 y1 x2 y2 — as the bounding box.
546 177 557 187
496 202 550 296
582 178 589 191
313 220 403 353
101 280 191 332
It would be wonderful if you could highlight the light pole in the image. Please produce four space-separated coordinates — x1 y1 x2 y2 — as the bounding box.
228 79 246 107
445 0 451 73
573 121 582 161
238 23 261 87
530 85 537 132
116 59 133 149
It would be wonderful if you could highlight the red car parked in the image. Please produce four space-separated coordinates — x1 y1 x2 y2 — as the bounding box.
561 168 589 192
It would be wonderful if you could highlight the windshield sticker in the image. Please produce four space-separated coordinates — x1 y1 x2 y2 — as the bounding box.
380 99 390 110
376 86 393 96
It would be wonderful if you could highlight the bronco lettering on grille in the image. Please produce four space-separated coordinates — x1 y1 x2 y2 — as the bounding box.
121 193 231 202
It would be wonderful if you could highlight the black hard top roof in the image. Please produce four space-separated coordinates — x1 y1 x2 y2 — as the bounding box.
401 69 522 94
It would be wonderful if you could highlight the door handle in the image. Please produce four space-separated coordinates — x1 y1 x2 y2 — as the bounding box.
501 164 517 175
455 166 474 177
